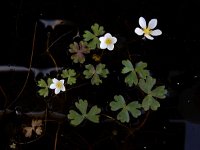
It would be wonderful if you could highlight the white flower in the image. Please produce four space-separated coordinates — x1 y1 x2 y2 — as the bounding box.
135 17 162 40
50 78 66 94
99 33 117 50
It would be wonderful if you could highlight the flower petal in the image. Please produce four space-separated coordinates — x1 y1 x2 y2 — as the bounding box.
52 78 58 83
61 86 66 91
144 34 154 40
50 84 56 89
135 27 144 35
105 33 112 38
112 37 117 44
60 79 65 84
150 29 162 36
100 42 107 49
148 19 157 29
55 88 60 94
99 37 105 42
139 17 146 28
107 44 114 51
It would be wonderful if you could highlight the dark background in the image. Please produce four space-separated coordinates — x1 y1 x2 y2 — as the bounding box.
1 0 200 149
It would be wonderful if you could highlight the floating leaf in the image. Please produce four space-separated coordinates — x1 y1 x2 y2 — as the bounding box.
121 60 138 86
138 76 156 94
83 23 105 49
69 41 90 64
83 63 109 85
135 61 150 79
87 105 101 123
61 69 76 85
127 101 142 118
67 99 101 126
110 95 141 123
68 110 85 126
37 78 52 97
142 95 160 111
151 86 168 99
139 76 168 111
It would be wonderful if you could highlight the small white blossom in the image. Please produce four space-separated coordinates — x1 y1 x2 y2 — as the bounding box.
99 33 117 51
50 78 66 94
135 16 162 40
9 143 16 149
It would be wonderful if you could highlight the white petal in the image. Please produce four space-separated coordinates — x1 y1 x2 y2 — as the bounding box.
52 78 58 83
144 34 154 40
60 79 65 84
112 37 117 43
61 86 66 91
50 84 56 89
139 17 146 28
100 43 107 49
135 27 144 35
148 19 157 29
105 33 112 38
150 29 162 36
107 44 114 50
55 88 60 94
99 37 105 42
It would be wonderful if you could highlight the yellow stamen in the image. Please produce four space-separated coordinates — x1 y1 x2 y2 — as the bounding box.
105 38 112 45
143 28 151 35
56 81 63 89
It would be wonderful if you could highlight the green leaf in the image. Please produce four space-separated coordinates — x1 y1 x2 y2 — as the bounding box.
83 23 105 50
67 110 84 126
68 99 101 126
110 95 126 111
127 101 141 118
38 79 47 88
142 95 160 111
91 23 105 36
117 108 130 123
61 69 76 85
125 71 138 87
83 63 109 85
91 73 102 85
96 63 109 78
75 99 88 115
47 78 53 86
83 64 95 79
121 60 134 73
121 60 138 86
110 95 141 123
139 76 156 94
83 31 95 41
38 88 48 98
135 61 150 79
86 106 101 123
37 79 52 97
151 86 168 99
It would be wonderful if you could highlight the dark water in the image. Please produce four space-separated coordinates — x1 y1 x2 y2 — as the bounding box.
1 0 200 149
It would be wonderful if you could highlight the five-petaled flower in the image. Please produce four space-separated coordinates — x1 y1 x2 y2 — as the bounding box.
135 16 162 40
50 78 66 94
99 33 117 50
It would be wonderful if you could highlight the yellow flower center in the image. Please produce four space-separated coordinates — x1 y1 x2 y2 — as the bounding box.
105 38 112 45
56 81 63 89
143 28 151 35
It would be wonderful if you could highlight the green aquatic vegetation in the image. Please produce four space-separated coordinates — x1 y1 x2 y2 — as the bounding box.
67 99 101 126
83 23 105 49
110 95 141 123
37 78 52 97
83 63 109 85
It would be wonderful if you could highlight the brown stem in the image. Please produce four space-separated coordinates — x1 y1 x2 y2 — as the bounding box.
54 123 60 150
7 22 37 109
